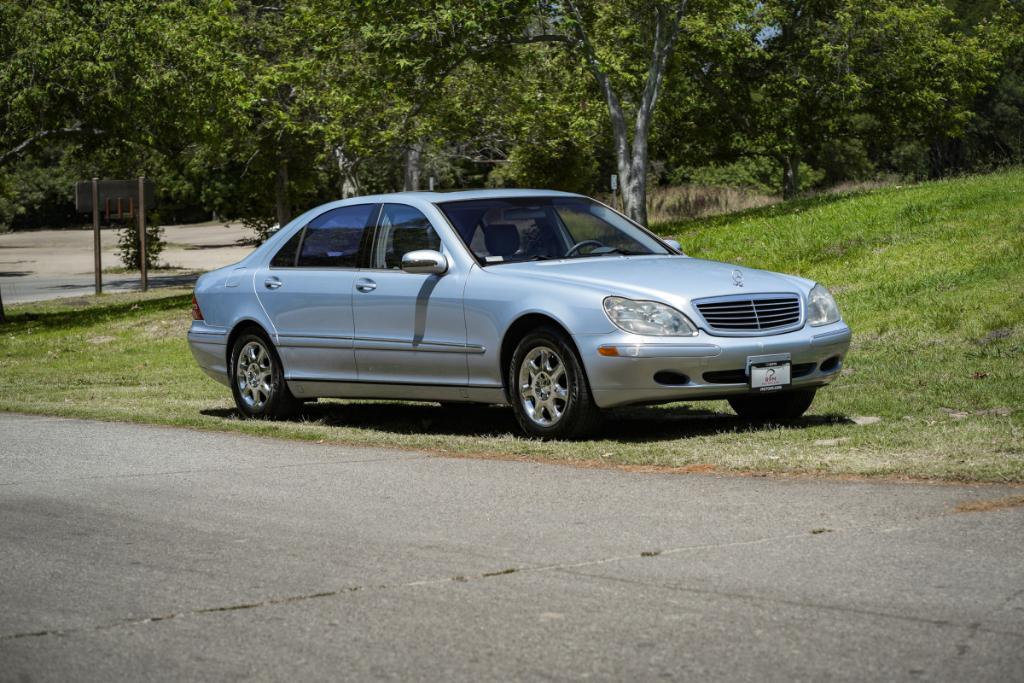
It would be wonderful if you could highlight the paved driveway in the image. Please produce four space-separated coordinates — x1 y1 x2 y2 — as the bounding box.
0 222 252 303
1 414 1022 681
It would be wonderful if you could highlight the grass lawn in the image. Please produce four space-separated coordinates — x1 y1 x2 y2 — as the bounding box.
1 170 1022 481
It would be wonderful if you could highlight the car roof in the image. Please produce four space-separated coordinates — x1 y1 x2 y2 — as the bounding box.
343 188 584 205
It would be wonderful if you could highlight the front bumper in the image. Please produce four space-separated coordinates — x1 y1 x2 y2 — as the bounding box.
574 322 851 408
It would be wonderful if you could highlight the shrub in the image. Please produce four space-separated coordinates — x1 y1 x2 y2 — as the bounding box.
117 216 165 269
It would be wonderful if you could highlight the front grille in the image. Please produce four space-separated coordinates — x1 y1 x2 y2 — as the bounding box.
695 294 802 333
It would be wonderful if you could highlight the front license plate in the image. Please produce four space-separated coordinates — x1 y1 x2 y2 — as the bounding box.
750 361 791 392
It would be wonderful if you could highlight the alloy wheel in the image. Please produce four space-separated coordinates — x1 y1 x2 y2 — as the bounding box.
518 345 570 427
235 340 274 410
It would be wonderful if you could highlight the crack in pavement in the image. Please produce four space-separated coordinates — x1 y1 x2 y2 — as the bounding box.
0 525 902 642
556 568 1024 641
0 454 427 487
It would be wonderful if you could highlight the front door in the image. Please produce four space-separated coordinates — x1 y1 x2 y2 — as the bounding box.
254 203 377 382
352 203 469 386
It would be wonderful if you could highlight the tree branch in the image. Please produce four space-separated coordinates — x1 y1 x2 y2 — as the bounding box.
635 1 688 146
0 125 105 167
561 0 631 179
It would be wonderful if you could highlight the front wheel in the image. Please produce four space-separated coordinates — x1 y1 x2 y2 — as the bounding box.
509 327 601 439
229 331 299 420
728 389 816 421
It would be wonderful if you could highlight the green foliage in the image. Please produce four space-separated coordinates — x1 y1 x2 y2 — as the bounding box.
240 215 279 245
116 218 165 270
671 156 781 194
0 145 79 232
0 0 1021 227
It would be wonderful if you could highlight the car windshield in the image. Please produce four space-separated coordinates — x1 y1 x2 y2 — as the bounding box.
436 197 670 265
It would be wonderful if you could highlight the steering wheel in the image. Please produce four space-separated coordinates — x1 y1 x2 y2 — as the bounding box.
565 240 606 258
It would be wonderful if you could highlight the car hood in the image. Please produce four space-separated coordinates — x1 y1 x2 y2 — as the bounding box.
489 255 812 305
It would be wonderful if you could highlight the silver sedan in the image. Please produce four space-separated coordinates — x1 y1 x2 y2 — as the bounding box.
188 190 851 438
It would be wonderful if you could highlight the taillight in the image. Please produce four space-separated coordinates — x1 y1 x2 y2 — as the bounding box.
191 294 204 321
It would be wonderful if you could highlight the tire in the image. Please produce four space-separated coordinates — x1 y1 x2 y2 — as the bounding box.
229 330 299 420
508 326 602 439
728 388 816 421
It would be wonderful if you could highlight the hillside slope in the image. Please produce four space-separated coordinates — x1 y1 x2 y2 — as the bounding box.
661 169 1024 476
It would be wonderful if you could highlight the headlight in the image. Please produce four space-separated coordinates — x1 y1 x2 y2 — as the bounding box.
807 284 841 326
603 296 698 336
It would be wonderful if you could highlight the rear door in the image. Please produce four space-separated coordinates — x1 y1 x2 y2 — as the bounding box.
351 203 470 386
254 203 377 381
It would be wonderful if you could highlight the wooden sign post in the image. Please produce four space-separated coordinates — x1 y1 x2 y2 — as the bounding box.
75 178 155 295
92 178 101 295
138 177 147 291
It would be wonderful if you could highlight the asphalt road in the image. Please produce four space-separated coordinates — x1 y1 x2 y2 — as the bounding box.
0 273 199 304
1 414 1022 681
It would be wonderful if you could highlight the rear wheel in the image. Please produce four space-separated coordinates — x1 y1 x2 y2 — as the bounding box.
229 331 299 420
728 389 816 421
509 327 601 439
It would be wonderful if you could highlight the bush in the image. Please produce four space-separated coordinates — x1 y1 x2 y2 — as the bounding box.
117 217 165 269
240 215 278 245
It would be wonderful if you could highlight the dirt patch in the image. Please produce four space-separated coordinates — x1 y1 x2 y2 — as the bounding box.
940 407 1012 420
955 495 1024 513
87 335 115 345
973 328 1013 346
814 437 850 447
0 222 251 277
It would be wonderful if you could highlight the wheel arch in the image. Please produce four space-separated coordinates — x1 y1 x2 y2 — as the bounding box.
499 313 586 402
225 319 274 371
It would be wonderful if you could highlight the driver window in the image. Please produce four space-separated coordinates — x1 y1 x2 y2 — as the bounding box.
372 204 441 269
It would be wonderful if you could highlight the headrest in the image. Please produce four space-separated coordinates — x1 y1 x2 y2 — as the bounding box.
483 223 520 257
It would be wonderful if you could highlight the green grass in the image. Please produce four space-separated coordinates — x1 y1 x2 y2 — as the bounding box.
2 170 1023 481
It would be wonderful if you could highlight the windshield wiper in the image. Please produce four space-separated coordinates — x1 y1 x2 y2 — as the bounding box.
566 247 644 258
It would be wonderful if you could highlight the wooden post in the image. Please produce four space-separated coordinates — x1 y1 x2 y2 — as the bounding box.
0 283 6 323
138 176 147 292
92 178 101 295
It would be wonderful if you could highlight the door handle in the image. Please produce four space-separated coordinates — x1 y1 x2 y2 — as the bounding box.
355 278 377 293
264 277 282 290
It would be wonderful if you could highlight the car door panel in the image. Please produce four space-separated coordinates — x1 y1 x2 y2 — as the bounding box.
352 203 470 386
254 203 376 382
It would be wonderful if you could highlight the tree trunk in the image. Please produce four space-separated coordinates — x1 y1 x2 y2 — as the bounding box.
620 154 648 227
0 287 6 324
274 156 290 227
403 142 422 191
333 146 360 198
782 155 800 199
563 0 687 226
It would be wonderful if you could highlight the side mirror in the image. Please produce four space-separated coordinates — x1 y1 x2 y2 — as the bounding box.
401 249 448 275
662 238 685 255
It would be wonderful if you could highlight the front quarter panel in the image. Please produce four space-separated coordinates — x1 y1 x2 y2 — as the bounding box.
463 265 614 389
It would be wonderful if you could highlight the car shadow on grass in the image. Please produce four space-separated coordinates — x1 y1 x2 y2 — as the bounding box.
201 401 853 442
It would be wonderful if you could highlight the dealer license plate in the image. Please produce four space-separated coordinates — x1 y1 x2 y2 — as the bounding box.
750 360 791 392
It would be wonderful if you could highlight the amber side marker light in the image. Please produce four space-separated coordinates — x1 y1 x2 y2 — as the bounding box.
191 294 204 321
597 346 619 357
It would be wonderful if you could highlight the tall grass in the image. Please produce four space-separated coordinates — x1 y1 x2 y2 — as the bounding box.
645 184 778 223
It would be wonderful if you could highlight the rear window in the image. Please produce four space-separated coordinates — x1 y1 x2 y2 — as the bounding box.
270 230 302 267
295 204 375 268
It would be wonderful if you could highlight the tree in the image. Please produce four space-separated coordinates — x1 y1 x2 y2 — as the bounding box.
546 1 692 225
741 0 1000 197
